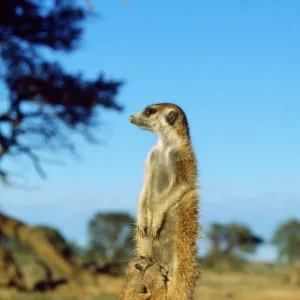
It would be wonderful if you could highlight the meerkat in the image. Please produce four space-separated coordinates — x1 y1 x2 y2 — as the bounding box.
128 103 200 300
120 256 153 300
143 262 169 300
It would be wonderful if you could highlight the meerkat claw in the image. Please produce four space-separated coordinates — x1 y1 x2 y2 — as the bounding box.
151 221 163 240
158 263 169 278
152 230 160 241
138 227 147 238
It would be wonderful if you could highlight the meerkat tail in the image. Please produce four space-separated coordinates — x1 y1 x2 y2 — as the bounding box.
167 190 200 300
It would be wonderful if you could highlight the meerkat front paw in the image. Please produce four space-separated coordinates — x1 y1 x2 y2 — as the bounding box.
137 292 151 300
144 262 170 287
158 262 169 279
134 256 154 271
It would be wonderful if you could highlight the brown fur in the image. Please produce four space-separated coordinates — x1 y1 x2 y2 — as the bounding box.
120 256 153 300
143 262 169 300
167 190 200 300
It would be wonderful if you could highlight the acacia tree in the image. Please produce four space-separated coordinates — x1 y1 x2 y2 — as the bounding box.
272 218 300 285
206 222 263 269
207 222 263 255
0 0 123 285
87 212 135 261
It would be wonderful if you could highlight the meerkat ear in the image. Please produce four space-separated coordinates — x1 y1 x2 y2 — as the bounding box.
165 110 179 125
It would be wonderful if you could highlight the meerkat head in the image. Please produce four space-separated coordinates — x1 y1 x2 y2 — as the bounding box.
129 103 190 140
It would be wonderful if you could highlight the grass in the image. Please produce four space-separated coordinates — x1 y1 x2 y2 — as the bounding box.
0 267 300 300
11 297 118 300
1 293 119 300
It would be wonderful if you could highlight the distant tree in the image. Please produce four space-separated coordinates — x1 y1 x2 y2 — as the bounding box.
87 212 135 261
223 223 263 256
206 223 224 255
272 218 300 285
207 222 263 256
206 222 263 269
272 219 300 264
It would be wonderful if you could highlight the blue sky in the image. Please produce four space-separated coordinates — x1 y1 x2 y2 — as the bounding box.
1 0 300 261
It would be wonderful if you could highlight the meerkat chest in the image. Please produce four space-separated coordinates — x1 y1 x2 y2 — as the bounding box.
147 146 173 196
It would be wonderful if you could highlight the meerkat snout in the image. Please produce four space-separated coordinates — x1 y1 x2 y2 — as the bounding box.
128 114 140 125
128 110 152 131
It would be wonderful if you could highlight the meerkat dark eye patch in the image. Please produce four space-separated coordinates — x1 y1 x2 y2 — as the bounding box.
165 110 179 125
143 107 157 117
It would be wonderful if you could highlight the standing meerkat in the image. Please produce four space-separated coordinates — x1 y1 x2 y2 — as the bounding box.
128 103 200 300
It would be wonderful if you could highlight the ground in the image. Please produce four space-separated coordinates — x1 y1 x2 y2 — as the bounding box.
0 268 299 300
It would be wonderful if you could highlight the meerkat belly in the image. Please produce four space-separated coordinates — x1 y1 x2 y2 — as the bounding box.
152 166 169 200
152 206 177 267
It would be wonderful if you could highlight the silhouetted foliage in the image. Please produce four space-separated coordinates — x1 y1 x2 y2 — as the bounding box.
87 212 135 261
0 0 123 183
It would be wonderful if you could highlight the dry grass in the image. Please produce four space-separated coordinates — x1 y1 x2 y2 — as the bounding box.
196 270 300 300
0 270 299 300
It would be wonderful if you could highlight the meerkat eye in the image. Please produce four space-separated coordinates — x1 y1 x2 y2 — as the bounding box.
144 107 157 117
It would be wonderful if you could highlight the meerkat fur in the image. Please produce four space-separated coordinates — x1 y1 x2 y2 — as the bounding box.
129 103 200 300
120 256 153 300
143 262 169 300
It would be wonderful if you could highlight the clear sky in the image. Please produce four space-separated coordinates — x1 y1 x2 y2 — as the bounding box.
1 0 300 261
